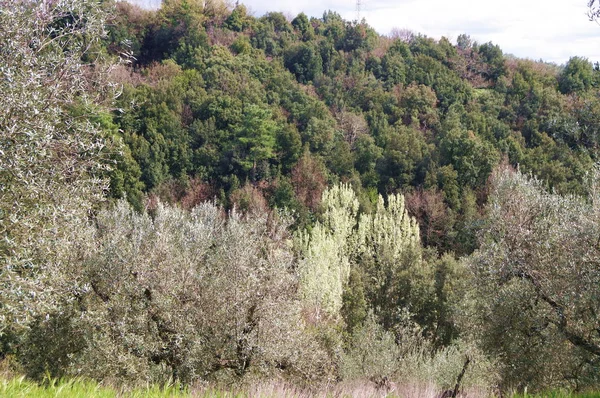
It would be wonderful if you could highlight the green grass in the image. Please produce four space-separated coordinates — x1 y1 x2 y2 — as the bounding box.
0 376 288 398
1 376 115 398
0 376 205 398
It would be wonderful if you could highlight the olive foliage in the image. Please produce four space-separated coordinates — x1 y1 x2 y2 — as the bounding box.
56 201 330 384
468 167 600 389
0 0 115 340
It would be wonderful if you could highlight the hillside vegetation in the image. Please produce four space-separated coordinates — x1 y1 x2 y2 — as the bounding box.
2 0 600 395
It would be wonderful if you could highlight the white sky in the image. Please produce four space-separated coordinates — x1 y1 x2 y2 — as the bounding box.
241 0 600 65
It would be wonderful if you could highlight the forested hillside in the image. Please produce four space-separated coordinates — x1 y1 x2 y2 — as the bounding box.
2 0 600 395
106 0 600 255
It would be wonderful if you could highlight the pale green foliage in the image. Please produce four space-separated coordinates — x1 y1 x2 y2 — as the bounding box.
298 223 349 315
321 183 360 243
298 184 358 315
0 0 115 336
355 193 420 264
467 166 600 390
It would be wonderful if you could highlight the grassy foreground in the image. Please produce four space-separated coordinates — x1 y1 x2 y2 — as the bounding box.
1 377 192 398
3 376 600 398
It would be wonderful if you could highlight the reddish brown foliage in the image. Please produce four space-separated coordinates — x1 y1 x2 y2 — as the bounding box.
181 177 217 210
206 26 237 47
291 152 327 211
451 48 492 89
405 188 451 248
145 178 217 211
109 64 145 87
145 61 183 86
230 183 269 215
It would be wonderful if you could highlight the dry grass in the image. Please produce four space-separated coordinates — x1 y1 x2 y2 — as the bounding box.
188 379 490 398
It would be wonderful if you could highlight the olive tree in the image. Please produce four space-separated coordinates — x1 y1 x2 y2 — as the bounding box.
27 201 331 384
0 0 116 348
467 166 600 390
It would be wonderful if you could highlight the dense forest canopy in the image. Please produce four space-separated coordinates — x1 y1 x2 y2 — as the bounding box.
106 0 600 251
2 0 600 395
